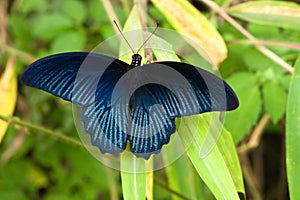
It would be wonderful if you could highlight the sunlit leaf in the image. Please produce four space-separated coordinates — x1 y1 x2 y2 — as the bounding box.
286 55 300 200
0 58 17 143
216 123 245 196
119 6 148 200
228 1 300 30
120 152 147 200
179 114 240 199
146 161 154 200
151 0 227 66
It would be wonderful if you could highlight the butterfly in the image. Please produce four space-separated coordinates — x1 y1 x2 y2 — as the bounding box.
21 23 238 159
21 50 238 159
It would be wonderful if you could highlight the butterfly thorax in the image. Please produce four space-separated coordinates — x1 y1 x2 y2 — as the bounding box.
130 54 142 68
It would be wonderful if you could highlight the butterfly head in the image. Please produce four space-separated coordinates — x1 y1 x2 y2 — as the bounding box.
130 54 142 67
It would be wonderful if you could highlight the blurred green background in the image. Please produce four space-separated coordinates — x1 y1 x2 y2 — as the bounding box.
1 0 300 199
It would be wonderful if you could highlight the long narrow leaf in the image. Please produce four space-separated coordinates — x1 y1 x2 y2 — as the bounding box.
286 55 300 200
121 153 147 200
163 144 199 200
228 1 300 30
119 5 148 200
178 114 240 200
216 121 245 196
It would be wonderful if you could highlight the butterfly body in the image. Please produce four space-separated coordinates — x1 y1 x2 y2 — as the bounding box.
130 54 143 67
21 52 238 159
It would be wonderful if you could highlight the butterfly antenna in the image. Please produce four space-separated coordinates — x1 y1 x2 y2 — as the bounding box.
113 20 135 54
136 22 159 54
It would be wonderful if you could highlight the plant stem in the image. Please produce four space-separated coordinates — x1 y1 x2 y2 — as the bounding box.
0 42 36 63
238 114 270 154
228 39 300 51
101 0 121 34
154 179 191 200
0 115 84 149
200 0 294 74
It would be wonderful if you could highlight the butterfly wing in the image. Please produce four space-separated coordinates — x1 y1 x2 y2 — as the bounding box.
21 52 130 153
80 87 129 154
126 62 238 158
128 86 176 159
21 52 129 105
134 61 239 118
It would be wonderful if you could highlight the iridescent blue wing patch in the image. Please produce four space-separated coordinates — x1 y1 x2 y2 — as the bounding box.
129 85 176 159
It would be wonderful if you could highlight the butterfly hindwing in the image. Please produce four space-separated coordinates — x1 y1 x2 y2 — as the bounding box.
80 99 128 154
129 86 176 159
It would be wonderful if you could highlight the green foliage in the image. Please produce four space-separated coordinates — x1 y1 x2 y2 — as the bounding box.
179 114 243 199
286 55 300 200
228 1 300 30
1 0 300 199
61 0 87 23
225 72 262 143
33 13 74 40
263 82 287 123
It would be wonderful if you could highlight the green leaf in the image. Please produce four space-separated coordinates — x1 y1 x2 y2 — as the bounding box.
216 124 245 196
118 5 144 63
228 1 300 30
151 0 227 66
61 0 87 23
219 44 248 77
286 54 300 200
88 0 109 24
164 152 202 200
179 114 241 199
263 82 287 123
20 0 47 14
224 72 262 143
50 31 86 53
120 153 147 200
33 13 73 40
8 14 32 47
0 190 27 200
279 74 291 91
243 48 275 72
119 6 148 200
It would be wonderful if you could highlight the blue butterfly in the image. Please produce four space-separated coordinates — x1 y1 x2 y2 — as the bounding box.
21 51 238 159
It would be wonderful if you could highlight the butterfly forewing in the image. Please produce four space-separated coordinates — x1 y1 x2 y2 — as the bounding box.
21 52 128 105
128 62 239 118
